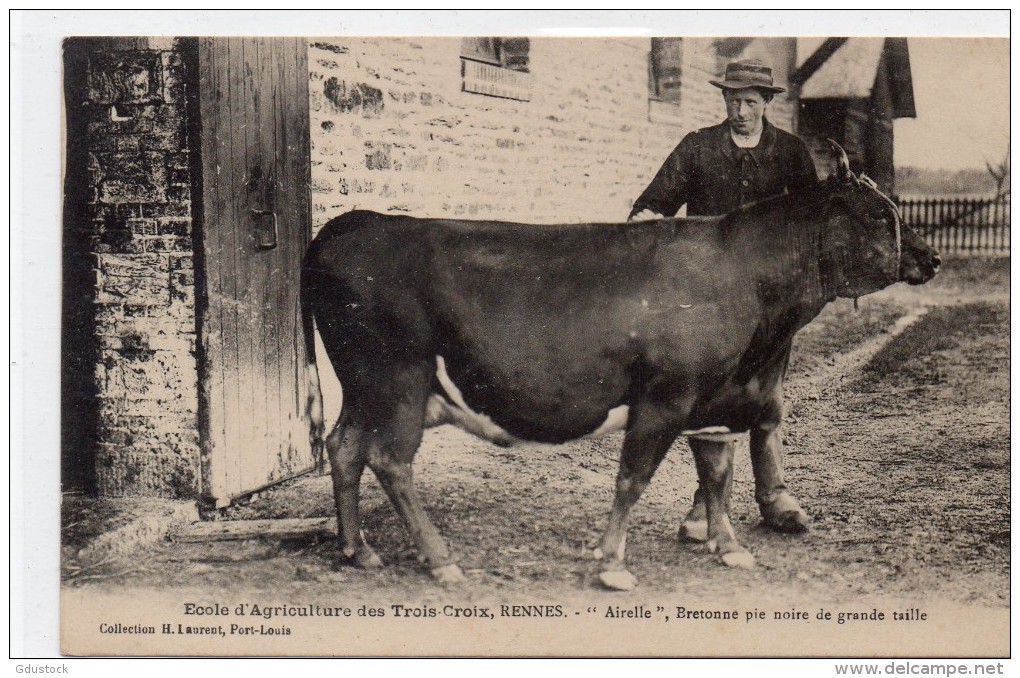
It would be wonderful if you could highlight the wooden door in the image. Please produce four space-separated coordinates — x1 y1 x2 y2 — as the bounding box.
196 37 313 506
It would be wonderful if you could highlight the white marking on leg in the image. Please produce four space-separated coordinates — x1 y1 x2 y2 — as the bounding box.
681 518 708 543
720 514 737 541
707 517 737 554
683 425 733 436
722 551 755 569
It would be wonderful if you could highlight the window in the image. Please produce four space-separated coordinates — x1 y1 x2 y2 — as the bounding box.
461 37 533 101
648 37 684 125
649 37 683 102
461 37 529 72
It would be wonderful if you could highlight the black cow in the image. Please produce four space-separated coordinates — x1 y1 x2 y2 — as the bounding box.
300 142 940 589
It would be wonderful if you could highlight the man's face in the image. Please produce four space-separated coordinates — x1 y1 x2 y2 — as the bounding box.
723 88 768 135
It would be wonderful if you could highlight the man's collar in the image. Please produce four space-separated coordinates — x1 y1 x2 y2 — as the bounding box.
731 126 763 148
718 117 777 160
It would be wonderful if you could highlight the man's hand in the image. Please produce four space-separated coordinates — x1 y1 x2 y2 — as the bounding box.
629 209 664 222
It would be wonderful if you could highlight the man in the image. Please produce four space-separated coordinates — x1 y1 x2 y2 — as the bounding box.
630 58 817 539
631 58 817 220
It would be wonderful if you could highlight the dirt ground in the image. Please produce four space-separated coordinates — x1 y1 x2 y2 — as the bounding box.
62 258 1010 619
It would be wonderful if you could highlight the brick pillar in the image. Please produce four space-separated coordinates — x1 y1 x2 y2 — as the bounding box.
62 37 201 497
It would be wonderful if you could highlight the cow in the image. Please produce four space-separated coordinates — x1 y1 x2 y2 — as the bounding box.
300 141 940 590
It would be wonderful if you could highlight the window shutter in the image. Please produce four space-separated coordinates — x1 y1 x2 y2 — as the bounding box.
461 37 501 65
651 37 683 101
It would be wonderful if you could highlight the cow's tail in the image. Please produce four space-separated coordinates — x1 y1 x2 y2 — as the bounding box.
300 262 326 471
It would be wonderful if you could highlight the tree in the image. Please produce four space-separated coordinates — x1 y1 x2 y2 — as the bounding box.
985 141 1010 199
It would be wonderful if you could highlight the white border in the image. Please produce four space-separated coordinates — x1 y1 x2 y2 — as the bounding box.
10 9 1012 672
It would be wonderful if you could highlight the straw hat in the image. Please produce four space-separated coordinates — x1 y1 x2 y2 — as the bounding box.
709 59 786 94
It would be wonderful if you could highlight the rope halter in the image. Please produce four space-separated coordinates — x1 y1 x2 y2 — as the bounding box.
857 173 902 280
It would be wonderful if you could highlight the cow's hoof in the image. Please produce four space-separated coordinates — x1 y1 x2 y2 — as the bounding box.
707 539 756 569
431 563 466 584
343 546 383 569
720 550 756 570
761 495 810 534
679 519 708 543
598 569 638 591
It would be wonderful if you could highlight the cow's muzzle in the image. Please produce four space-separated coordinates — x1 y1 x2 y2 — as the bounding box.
900 250 941 285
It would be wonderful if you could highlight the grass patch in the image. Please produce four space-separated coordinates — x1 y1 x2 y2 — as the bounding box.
858 301 1009 389
927 256 1010 295
61 493 140 550
788 298 906 378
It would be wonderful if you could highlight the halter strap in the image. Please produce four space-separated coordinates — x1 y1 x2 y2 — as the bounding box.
858 173 902 278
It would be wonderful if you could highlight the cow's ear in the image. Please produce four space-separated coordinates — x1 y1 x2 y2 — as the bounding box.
826 138 853 182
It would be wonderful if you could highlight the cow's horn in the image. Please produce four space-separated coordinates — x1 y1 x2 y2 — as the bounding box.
826 138 853 181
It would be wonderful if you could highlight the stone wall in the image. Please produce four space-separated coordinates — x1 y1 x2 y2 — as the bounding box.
62 37 200 497
308 37 802 230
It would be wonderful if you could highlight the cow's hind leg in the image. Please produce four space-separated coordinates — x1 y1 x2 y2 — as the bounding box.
370 456 464 583
595 414 678 591
689 438 754 569
363 365 465 584
327 411 383 569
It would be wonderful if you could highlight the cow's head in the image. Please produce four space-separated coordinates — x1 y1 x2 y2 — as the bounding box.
822 140 940 298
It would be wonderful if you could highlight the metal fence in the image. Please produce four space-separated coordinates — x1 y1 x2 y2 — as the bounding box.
894 194 1010 255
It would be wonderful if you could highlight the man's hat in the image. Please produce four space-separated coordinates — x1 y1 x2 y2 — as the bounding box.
709 59 786 94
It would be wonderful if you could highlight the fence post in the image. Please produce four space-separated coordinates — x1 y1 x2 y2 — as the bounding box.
971 198 979 252
995 196 1003 252
936 198 945 251
933 198 941 251
977 199 983 252
967 198 974 252
995 195 1003 250
951 198 958 252
926 198 934 248
964 198 973 252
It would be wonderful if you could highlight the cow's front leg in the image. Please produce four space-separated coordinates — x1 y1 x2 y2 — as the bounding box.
679 472 709 543
595 414 678 591
678 436 736 543
751 424 810 534
690 438 754 569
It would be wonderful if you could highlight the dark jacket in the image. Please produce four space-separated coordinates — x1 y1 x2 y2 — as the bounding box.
629 118 819 218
